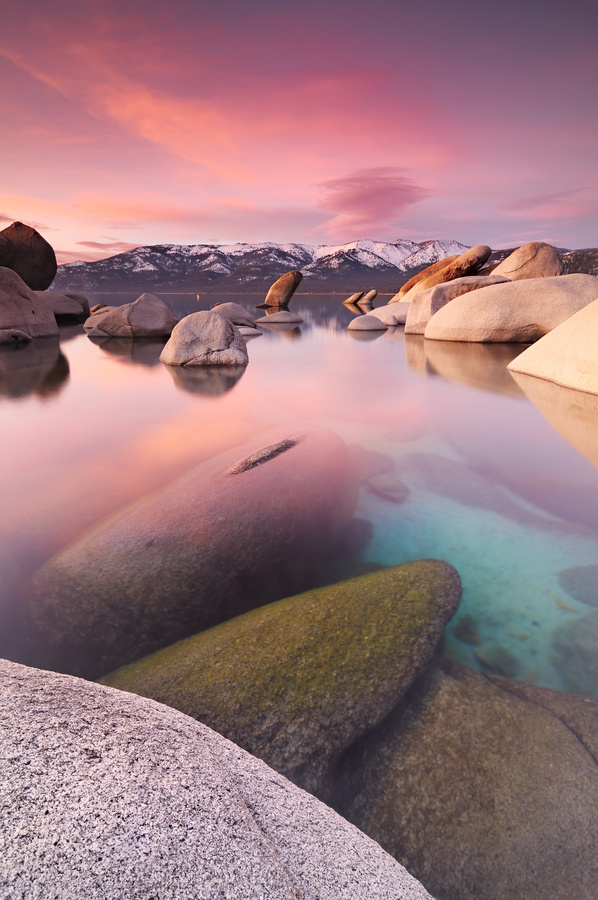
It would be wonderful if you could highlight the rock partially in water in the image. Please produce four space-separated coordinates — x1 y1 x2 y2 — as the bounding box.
85 293 178 339
160 309 248 366
28 427 359 678
425 274 598 343
261 270 303 308
0 266 59 343
332 660 598 900
212 301 258 329
368 303 409 326
492 241 563 280
402 246 491 301
0 221 57 290
557 564 598 607
102 560 462 798
552 610 598 698
356 290 377 308
34 289 90 319
366 472 410 504
348 315 387 331
343 291 364 305
393 255 459 300
255 310 303 324
404 275 510 335
0 658 433 900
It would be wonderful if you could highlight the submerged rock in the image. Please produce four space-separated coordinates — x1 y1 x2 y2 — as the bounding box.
557 564 598 607
0 221 57 290
425 273 598 343
474 640 519 677
85 293 178 339
102 560 461 798
552 610 598 698
492 241 562 280
34 289 90 319
0 658 433 900
332 660 598 900
28 427 359 678
160 310 248 366
0 266 59 343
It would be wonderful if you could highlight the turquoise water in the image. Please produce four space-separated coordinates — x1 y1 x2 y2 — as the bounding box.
1 291 597 696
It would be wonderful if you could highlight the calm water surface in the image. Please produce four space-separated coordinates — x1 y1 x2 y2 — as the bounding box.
1 291 598 697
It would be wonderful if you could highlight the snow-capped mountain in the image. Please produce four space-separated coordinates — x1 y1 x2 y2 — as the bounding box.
53 238 470 293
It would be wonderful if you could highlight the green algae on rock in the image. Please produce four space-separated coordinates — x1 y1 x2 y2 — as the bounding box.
102 560 461 798
332 660 598 900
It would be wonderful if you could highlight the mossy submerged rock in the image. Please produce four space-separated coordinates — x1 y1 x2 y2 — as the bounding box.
28 427 359 679
332 660 598 900
102 560 461 798
0 658 433 900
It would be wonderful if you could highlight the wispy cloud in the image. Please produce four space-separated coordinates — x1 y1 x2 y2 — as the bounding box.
316 168 430 239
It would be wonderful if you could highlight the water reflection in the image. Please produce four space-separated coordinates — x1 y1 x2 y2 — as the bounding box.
405 337 526 396
165 363 247 396
93 336 166 367
0 338 70 401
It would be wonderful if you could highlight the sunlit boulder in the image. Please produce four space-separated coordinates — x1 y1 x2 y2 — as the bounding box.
424 273 598 342
0 266 59 343
404 274 510 334
332 660 598 900
401 245 491 301
85 293 178 339
367 303 410 325
28 427 359 678
491 241 563 280
390 254 460 301
260 270 303 308
0 658 433 900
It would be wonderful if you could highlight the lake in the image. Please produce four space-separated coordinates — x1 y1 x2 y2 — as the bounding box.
1 291 598 698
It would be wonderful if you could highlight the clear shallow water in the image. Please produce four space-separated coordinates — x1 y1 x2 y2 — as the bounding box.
1 291 598 696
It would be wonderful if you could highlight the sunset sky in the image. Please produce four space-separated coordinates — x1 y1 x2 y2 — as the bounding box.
2 0 597 263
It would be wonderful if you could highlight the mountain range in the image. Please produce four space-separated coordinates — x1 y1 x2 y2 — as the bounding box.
52 239 596 294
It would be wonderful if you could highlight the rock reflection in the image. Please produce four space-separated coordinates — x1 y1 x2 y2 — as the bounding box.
92 336 166 367
0 338 69 401
165 363 246 396
259 322 303 338
348 329 384 342
403 334 428 374
422 340 526 396
510 373 598 470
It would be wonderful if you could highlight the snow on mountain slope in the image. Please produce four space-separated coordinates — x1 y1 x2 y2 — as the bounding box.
53 237 471 292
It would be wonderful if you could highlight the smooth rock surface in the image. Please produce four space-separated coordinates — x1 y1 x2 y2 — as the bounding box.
404 275 510 334
357 289 378 308
348 314 387 331
103 561 461 798
343 291 364 305
255 310 303 324
85 293 178 339
0 658 433 900
0 221 57 290
392 255 459 300
0 266 59 343
28 427 359 677
332 660 598 900
402 246 491 300
262 270 303 307
368 303 410 326
425 273 598 342
160 309 248 366
34 289 90 318
492 241 563 280
507 297 598 392
212 301 257 329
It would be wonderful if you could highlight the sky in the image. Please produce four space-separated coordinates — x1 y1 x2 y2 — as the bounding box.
1 0 597 263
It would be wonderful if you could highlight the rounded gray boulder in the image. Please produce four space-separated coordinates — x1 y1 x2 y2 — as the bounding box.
160 309 248 366
0 658 433 900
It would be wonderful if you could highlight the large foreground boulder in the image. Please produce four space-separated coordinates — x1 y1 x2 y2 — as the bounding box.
85 293 178 339
0 221 57 290
507 297 598 393
425 273 598 342
332 660 598 900
404 274 510 334
401 246 491 301
492 241 562 280
0 266 59 343
28 427 359 678
160 310 248 366
0 658 432 900
261 270 303 307
102 560 461 798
